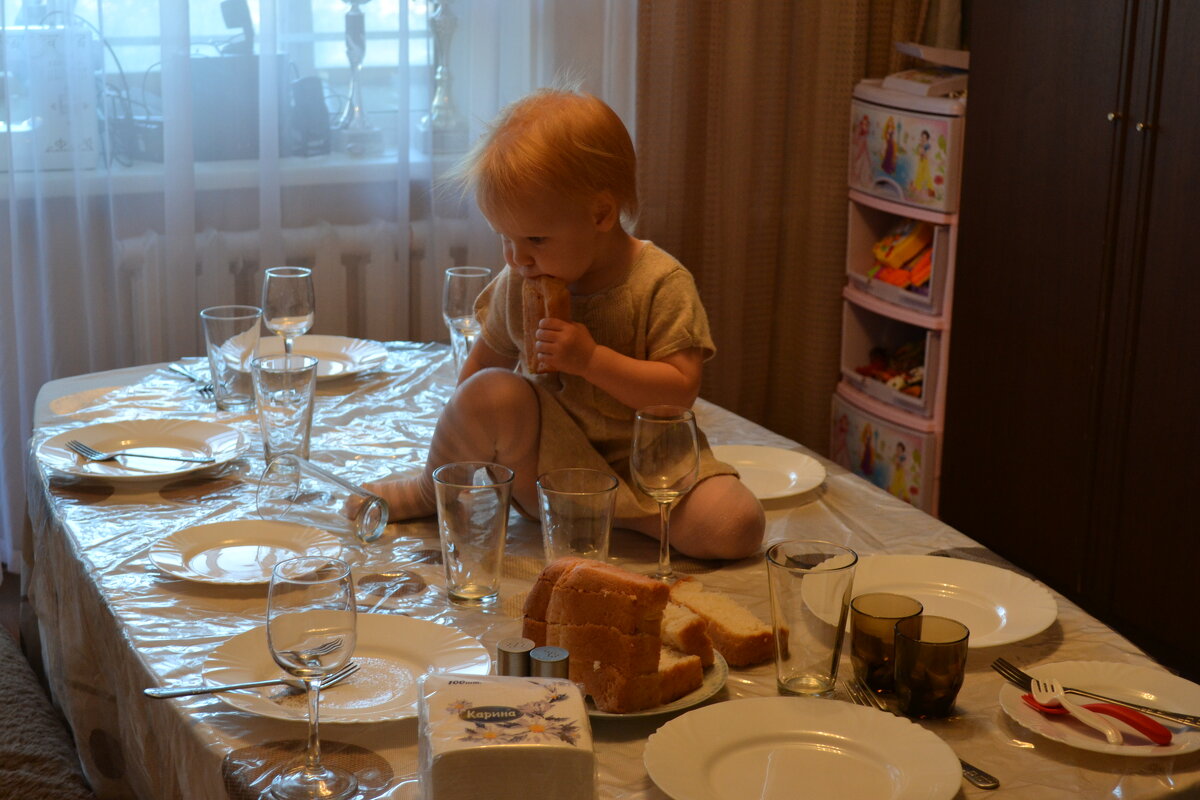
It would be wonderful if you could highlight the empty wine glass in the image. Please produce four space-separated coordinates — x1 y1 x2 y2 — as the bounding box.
630 405 700 583
266 556 357 800
262 266 315 355
442 266 492 376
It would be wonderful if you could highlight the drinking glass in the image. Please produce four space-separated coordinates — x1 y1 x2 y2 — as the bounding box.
266 556 357 800
630 405 699 583
262 266 315 355
442 266 492 376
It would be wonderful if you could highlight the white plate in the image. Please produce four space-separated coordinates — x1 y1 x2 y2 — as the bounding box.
712 445 826 500
203 614 491 723
644 696 960 800
998 660 1200 756
852 555 1057 648
589 653 729 719
149 520 345 585
254 335 387 380
37 419 246 483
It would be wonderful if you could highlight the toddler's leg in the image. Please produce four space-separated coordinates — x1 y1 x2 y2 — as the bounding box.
364 368 541 521
623 475 764 561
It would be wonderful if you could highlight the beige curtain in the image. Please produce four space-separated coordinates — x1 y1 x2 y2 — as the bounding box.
636 0 956 455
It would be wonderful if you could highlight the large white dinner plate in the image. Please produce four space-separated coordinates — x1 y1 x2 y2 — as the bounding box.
149 520 345 585
852 555 1057 648
712 445 826 500
37 419 246 483
589 653 729 719
203 614 490 723
998 661 1200 756
644 696 960 800
254 335 387 380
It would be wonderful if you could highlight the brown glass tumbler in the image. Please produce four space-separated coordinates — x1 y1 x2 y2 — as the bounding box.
849 593 924 692
893 615 969 718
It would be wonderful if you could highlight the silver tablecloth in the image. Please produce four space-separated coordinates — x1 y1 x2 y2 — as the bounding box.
24 341 1200 799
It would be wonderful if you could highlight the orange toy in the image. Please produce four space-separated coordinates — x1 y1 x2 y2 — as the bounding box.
872 220 933 270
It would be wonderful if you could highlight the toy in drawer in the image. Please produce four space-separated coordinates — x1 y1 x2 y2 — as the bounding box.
831 390 937 512
840 302 941 417
848 80 965 212
846 202 953 315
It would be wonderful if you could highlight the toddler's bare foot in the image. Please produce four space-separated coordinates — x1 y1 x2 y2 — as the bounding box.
363 472 437 522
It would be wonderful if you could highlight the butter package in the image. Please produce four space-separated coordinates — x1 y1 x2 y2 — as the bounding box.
419 673 596 800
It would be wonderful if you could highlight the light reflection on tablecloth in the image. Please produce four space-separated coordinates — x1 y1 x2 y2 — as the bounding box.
24 341 1200 799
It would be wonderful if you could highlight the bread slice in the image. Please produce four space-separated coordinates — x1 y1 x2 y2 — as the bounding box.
547 622 661 676
522 275 571 374
658 647 704 704
669 577 774 667
522 556 587 645
661 601 715 668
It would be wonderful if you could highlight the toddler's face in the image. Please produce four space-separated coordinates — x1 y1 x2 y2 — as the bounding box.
489 191 606 289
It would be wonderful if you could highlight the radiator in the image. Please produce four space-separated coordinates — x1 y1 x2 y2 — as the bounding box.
114 218 471 364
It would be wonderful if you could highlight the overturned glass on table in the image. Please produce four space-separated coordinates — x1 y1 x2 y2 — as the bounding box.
257 454 389 544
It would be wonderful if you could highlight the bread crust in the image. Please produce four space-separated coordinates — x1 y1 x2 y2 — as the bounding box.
522 275 571 374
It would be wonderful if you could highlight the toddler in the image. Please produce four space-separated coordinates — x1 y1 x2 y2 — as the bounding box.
366 87 764 560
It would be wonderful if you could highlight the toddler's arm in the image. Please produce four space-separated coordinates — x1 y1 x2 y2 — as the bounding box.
536 317 702 408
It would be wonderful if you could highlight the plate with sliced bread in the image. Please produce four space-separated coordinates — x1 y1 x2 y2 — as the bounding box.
588 652 729 719
523 559 774 717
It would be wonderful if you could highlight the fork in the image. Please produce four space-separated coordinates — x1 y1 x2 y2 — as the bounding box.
1031 676 1122 743
844 677 1000 790
145 660 360 699
168 363 215 395
992 657 1200 728
283 638 343 665
66 439 216 465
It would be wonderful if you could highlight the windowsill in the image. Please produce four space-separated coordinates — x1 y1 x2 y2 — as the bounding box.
0 144 463 200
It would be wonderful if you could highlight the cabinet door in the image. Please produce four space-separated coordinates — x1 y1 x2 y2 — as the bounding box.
1092 1 1200 672
941 1 1128 594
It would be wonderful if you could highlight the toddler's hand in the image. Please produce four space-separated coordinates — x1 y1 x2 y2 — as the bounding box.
535 318 596 375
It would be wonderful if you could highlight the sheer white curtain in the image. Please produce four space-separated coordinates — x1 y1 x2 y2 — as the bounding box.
0 0 636 568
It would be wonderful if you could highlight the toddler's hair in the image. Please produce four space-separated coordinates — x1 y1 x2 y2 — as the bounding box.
448 88 639 231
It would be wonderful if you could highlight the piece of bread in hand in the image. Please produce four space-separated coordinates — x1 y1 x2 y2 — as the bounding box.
669 577 774 667
522 275 571 374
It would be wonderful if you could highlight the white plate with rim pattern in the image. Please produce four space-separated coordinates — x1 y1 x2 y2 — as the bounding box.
37 418 246 482
851 554 1058 648
252 335 387 380
202 614 491 723
644 696 960 800
712 445 826 500
149 520 345 585
998 660 1200 756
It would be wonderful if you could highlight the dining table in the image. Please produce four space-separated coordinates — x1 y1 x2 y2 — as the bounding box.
22 339 1200 799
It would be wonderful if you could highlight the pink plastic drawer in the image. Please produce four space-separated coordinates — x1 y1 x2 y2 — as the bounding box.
840 301 941 418
831 389 938 513
848 81 965 213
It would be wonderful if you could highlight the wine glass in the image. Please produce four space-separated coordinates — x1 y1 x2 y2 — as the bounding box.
266 556 357 800
442 266 492 376
262 266 315 355
630 405 700 583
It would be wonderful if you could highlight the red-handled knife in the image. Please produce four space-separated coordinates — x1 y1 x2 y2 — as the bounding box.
1021 693 1173 745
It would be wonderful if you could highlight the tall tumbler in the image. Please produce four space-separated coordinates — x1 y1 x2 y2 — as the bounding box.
200 305 262 411
765 539 858 697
